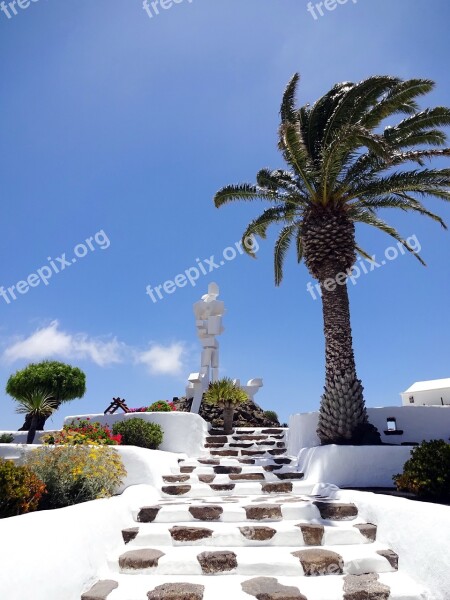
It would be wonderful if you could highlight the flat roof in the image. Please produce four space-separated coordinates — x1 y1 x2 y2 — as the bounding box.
402 378 450 394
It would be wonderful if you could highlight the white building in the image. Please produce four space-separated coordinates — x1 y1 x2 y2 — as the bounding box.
401 378 450 406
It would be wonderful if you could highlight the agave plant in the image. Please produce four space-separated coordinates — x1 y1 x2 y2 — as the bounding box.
15 389 58 444
214 74 450 445
203 378 249 434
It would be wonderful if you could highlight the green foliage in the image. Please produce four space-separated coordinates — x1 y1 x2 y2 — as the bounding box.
214 74 450 285
6 361 86 404
24 446 126 509
42 419 122 446
394 440 450 501
263 410 279 423
14 388 58 418
148 401 175 412
112 418 163 450
0 458 46 518
0 434 14 443
203 378 249 408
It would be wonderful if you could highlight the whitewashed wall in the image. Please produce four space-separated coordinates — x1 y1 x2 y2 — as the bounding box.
288 406 450 455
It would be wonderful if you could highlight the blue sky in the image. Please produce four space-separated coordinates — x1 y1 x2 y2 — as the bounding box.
1 0 449 430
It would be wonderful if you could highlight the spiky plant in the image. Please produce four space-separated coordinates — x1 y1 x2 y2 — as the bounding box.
15 389 58 444
214 74 450 445
204 378 249 434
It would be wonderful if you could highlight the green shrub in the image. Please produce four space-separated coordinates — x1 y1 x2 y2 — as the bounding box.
148 401 175 412
394 439 450 501
0 434 14 443
0 458 46 518
263 410 279 423
112 418 163 449
24 446 126 509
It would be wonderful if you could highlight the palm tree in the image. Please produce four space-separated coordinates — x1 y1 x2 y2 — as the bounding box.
203 378 249 434
214 74 450 445
15 389 58 444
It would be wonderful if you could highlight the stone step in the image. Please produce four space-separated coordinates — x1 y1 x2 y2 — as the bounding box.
208 449 287 458
205 434 286 444
122 520 377 548
178 457 295 468
160 481 317 498
110 543 398 577
132 498 358 524
204 443 286 451
164 471 305 485
89 572 427 600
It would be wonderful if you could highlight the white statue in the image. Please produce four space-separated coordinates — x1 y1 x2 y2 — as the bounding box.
186 283 263 414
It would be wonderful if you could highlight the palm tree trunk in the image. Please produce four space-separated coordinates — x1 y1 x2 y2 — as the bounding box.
316 261 370 445
223 405 235 434
27 414 39 444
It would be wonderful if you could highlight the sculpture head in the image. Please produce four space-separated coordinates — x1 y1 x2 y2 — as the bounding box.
201 282 220 302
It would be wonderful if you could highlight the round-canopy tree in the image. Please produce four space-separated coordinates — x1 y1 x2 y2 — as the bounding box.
6 361 86 431
214 74 450 445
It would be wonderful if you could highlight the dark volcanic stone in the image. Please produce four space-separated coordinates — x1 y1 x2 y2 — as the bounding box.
268 449 286 456
377 549 399 570
198 474 216 483
82 580 119 600
242 450 265 456
163 475 190 483
198 459 220 465
241 577 307 600
244 504 283 520
274 458 292 465
239 458 256 464
138 506 161 523
343 574 390 600
180 466 196 473
275 472 304 480
292 549 344 576
210 484 235 491
122 527 139 544
169 526 213 542
261 482 293 494
314 501 358 521
197 551 238 574
263 465 283 472
210 450 239 457
119 549 165 570
189 505 223 521
229 473 265 481
297 524 324 546
354 523 377 542
147 582 204 600
230 443 254 448
239 526 277 541
214 466 242 474
206 436 228 443
162 485 191 496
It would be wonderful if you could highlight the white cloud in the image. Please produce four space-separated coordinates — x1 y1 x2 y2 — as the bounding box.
137 342 185 376
2 321 124 367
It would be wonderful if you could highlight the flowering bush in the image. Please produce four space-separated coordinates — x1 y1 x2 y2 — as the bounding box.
0 458 46 518
24 446 126 509
129 401 176 413
42 419 122 446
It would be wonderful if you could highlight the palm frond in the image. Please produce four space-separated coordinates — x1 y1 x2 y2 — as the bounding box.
274 224 297 285
214 184 279 208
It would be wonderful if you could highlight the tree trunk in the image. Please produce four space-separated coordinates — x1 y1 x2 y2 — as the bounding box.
223 405 235 434
316 261 372 445
19 412 48 432
27 414 39 444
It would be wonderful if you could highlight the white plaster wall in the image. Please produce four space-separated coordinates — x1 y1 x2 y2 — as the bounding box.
288 406 450 454
401 388 450 406
338 490 450 600
298 445 413 488
0 484 160 600
63 411 208 457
